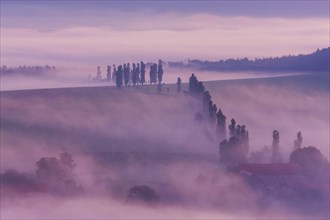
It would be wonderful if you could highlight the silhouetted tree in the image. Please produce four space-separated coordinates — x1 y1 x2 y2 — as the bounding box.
116 65 123 88
176 77 182 93
203 91 212 113
294 131 303 150
229 118 236 137
271 130 281 163
157 59 164 84
136 63 140 84
124 63 130 86
127 185 160 204
140 61 146 85
189 73 198 94
216 109 226 141
132 63 137 86
151 63 157 84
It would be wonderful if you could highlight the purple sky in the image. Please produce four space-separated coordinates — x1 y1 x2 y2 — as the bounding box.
1 1 329 67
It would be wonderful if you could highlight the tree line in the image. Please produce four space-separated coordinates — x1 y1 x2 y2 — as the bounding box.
169 47 330 72
92 60 164 89
0 65 56 76
188 74 327 168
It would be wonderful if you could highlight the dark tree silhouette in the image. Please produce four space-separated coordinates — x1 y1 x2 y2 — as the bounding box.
127 185 160 204
149 63 157 84
35 152 81 194
294 131 303 150
228 118 236 137
176 77 182 93
136 63 140 84
116 65 123 88
216 109 226 141
140 61 146 85
157 59 164 84
208 102 217 124
124 63 130 86
271 130 281 163
189 73 198 94
132 63 137 86
203 91 212 113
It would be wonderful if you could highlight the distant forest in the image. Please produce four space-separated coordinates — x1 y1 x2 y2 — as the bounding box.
168 47 330 72
0 65 56 76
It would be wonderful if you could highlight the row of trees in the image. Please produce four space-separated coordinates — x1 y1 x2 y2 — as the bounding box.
189 73 325 169
188 74 249 165
94 60 164 88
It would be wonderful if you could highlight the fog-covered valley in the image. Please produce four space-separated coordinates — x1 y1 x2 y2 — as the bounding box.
1 72 329 219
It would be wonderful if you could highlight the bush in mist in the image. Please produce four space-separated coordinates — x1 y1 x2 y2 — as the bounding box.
127 185 160 205
36 152 82 195
290 146 328 176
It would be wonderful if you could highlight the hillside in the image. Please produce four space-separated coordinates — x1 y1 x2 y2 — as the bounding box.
1 73 329 219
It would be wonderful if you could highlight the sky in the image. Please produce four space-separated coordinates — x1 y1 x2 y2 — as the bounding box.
1 0 329 67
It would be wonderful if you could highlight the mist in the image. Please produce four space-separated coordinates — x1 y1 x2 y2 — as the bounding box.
1 71 329 219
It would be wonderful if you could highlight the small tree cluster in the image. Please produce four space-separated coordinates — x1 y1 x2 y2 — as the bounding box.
219 119 249 165
189 74 205 95
94 60 163 88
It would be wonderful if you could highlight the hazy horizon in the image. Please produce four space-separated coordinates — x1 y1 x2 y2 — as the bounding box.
1 1 329 67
